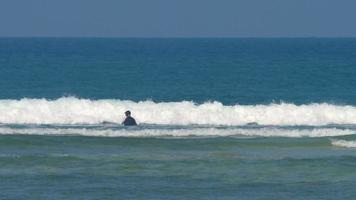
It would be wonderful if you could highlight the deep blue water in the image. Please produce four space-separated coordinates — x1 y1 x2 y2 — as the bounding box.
1 38 356 200
1 38 356 104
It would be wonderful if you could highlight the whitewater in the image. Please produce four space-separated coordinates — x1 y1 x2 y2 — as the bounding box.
1 97 356 126
1 97 356 138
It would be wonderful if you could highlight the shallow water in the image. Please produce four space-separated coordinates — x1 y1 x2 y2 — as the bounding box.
1 135 356 200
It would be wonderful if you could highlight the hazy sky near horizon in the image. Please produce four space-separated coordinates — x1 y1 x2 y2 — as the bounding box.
1 0 356 37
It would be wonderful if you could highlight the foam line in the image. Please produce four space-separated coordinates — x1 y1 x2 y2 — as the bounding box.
0 127 354 138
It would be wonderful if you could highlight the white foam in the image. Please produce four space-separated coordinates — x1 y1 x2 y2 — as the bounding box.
331 139 356 148
1 97 356 126
0 127 354 138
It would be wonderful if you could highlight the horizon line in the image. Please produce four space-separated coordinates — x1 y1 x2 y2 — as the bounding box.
1 36 356 39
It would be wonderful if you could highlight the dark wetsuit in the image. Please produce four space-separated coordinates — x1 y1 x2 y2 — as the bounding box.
122 116 137 126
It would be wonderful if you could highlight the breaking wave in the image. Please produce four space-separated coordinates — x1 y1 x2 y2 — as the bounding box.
331 139 356 148
1 97 356 126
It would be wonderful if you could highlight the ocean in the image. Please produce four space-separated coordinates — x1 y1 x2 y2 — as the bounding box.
1 38 356 199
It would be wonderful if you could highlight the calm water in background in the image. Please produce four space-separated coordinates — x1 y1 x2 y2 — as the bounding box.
1 38 356 104
1 38 356 199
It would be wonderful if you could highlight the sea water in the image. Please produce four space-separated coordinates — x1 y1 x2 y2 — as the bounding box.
1 38 356 199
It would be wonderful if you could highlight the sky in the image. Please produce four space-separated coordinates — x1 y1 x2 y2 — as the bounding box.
0 0 356 37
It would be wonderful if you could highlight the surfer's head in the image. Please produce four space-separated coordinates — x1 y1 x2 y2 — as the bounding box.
125 110 131 117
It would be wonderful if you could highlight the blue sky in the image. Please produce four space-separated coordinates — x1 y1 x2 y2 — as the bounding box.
1 0 355 37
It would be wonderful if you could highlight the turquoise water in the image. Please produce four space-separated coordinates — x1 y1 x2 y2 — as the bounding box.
2 135 356 199
1 38 356 199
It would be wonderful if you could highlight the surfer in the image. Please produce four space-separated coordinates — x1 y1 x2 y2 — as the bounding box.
122 110 137 126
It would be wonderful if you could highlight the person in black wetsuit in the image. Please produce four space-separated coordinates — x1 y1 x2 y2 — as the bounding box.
122 110 137 126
